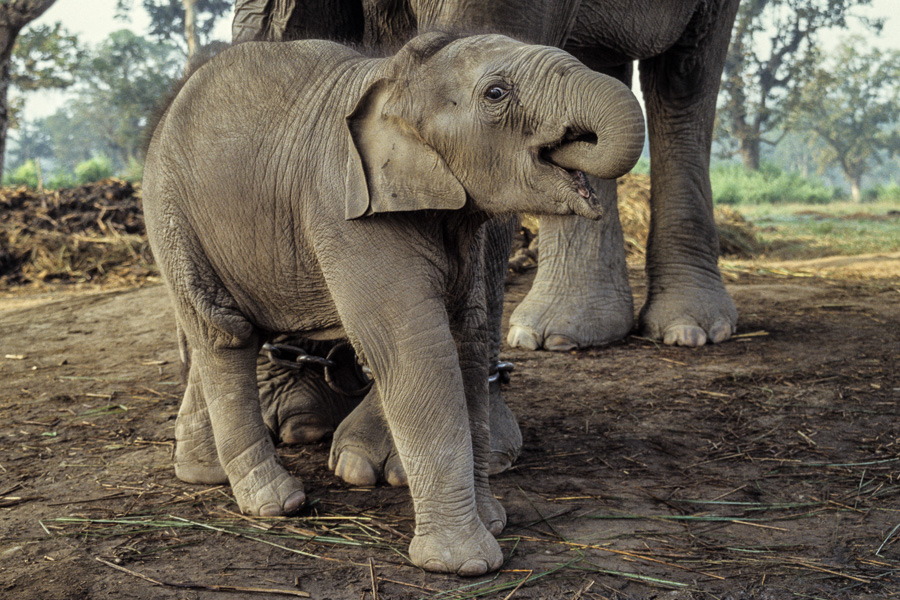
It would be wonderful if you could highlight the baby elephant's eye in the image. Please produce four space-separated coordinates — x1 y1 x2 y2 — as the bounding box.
484 84 510 102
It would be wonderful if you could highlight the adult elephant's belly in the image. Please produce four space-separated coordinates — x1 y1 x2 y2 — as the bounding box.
565 0 698 66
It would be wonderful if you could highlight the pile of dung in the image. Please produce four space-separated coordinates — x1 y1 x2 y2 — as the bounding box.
618 173 763 258
513 173 764 270
0 179 155 288
0 174 762 289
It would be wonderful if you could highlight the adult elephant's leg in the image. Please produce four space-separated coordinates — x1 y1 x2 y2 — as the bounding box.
483 216 522 473
507 176 634 351
328 387 406 487
257 338 362 445
636 1 740 346
507 60 635 352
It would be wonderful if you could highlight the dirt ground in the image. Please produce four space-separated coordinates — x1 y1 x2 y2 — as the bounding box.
1 257 899 600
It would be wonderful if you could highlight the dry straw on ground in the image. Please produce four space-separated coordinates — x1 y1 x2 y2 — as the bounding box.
1 174 764 289
512 173 764 272
0 179 154 289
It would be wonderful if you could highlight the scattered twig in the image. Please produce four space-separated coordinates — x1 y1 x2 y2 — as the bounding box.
368 557 379 600
0 495 43 508
501 569 532 600
570 579 594 600
876 522 900 556
95 557 310 597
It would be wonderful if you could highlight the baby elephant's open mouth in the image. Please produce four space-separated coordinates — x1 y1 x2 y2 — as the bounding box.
538 129 600 200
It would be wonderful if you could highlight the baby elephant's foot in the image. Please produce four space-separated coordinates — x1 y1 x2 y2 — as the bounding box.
175 440 227 484
328 395 407 487
410 519 503 576
258 340 364 444
228 440 306 516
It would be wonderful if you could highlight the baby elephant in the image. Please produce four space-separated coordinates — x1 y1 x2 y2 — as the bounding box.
143 32 643 575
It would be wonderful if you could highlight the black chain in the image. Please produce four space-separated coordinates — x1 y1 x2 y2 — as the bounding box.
489 361 514 385
263 342 513 392
262 341 373 397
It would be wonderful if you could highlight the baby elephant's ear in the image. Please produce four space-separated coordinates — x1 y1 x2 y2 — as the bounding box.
344 78 466 220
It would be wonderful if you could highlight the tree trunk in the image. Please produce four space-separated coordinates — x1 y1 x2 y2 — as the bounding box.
739 136 761 171
0 0 57 176
850 176 862 204
182 0 198 68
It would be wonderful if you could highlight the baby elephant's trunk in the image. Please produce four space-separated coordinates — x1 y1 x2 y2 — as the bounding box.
544 69 645 181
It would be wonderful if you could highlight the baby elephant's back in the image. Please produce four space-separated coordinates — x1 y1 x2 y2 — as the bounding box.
142 39 372 331
151 39 368 197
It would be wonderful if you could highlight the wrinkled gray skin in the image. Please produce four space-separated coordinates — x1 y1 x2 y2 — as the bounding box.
237 0 741 348
240 0 742 488
144 33 644 574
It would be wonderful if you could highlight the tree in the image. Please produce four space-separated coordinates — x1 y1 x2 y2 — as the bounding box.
116 0 230 65
716 0 881 170
73 29 181 169
6 22 82 130
0 0 58 174
5 116 51 168
36 108 109 172
785 38 900 202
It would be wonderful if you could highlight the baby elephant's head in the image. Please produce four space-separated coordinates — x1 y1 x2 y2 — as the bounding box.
344 33 645 220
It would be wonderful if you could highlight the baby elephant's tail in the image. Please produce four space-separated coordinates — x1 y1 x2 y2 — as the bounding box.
177 322 191 385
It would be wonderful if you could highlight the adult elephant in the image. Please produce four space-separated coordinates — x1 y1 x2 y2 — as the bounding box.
232 0 741 483
234 0 741 350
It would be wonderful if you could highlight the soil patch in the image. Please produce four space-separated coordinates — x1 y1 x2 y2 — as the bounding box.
2 262 898 599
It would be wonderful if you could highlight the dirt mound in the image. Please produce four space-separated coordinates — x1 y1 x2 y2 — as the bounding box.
0 179 154 288
1 174 764 288
618 173 763 258
512 173 764 270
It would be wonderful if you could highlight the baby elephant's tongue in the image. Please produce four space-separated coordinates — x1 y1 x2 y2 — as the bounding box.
574 170 593 199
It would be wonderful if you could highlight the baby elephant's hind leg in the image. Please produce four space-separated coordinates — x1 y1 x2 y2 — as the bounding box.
258 338 363 445
194 339 307 517
174 362 227 484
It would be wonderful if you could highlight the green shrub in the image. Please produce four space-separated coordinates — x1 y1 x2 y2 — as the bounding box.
866 181 900 203
711 163 834 205
75 154 114 185
4 160 40 188
121 156 144 183
46 171 76 190
631 156 650 175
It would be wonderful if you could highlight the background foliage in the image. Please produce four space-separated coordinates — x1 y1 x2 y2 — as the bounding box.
3 0 900 200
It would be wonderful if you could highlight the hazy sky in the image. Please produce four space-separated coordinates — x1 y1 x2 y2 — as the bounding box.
22 0 900 120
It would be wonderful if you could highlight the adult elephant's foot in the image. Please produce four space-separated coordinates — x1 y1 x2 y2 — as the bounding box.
639 283 737 346
328 391 407 487
507 195 633 351
258 339 364 444
410 518 503 576
487 379 522 475
477 484 507 535
227 437 307 516
329 384 522 484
